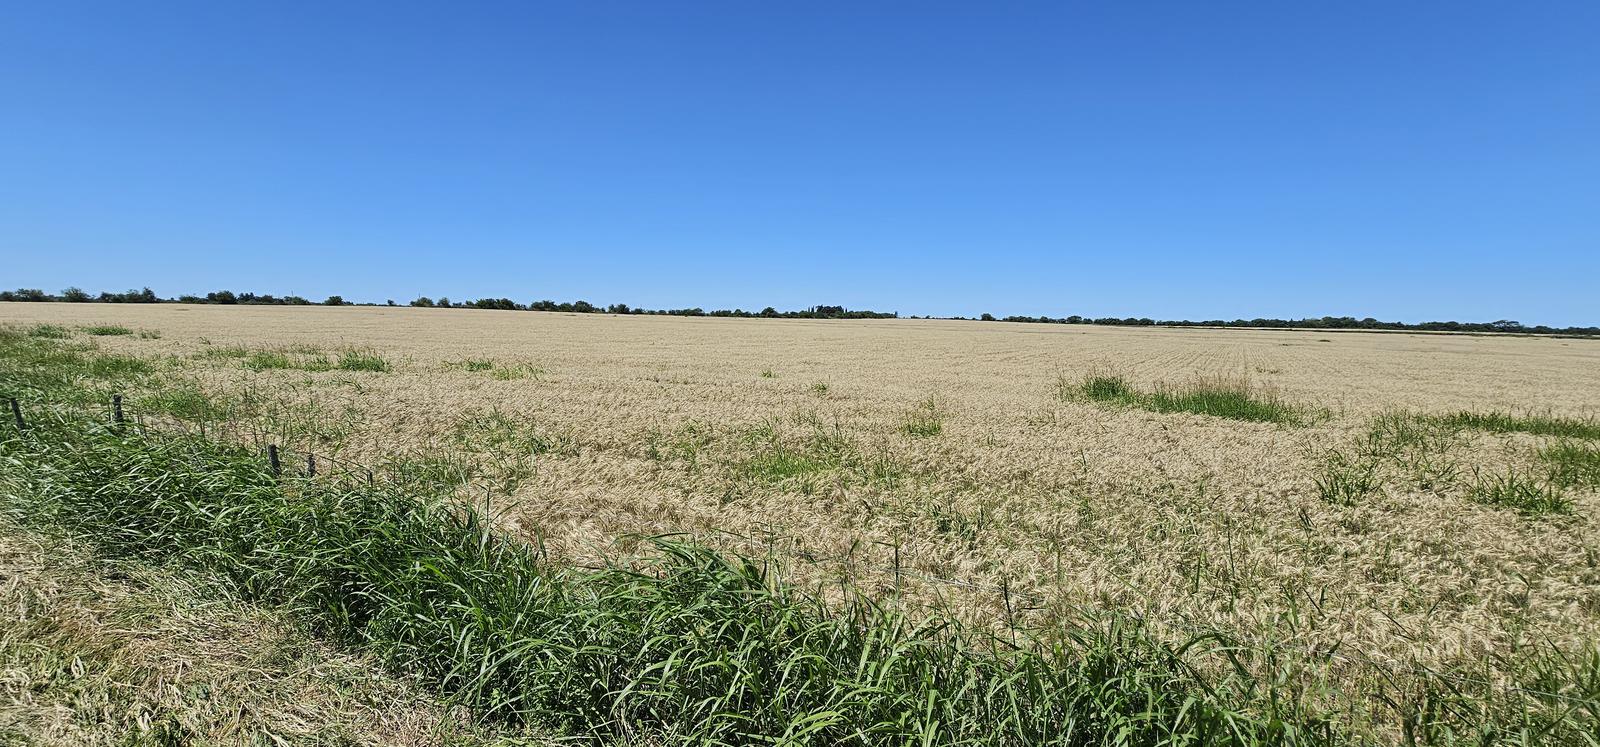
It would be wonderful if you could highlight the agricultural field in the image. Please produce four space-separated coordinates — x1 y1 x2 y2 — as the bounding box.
2 301 1599 744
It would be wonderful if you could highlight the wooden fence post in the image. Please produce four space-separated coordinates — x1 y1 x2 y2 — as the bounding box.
267 444 281 477
1001 577 1015 643
892 541 902 598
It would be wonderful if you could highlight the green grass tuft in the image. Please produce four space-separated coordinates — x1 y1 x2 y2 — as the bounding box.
452 410 559 454
1540 441 1600 489
645 421 715 471
1360 411 1468 491
336 350 390 372
1068 371 1303 424
238 347 388 373
27 324 72 339
1367 410 1435 451
381 453 479 493
901 396 944 438
737 445 834 481
195 344 251 360
1312 449 1379 506
1469 468 1572 516
243 350 296 371
1434 411 1600 440
734 424 855 485
81 324 134 336
86 354 153 378
1147 380 1296 423
1078 374 1138 403
140 382 230 425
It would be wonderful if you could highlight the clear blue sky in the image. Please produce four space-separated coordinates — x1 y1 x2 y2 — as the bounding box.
4 2 1596 324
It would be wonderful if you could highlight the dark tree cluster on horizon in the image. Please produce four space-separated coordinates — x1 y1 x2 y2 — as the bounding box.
2 286 1595 336
973 312 1596 337
411 296 892 319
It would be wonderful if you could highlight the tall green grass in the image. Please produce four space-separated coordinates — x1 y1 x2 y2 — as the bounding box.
0 413 1324 745
194 344 251 360
27 324 71 339
0 327 152 402
237 347 389 373
1362 410 1463 491
1147 380 1296 422
735 424 854 484
1312 449 1379 506
1468 468 1572 516
1066 372 1304 424
86 354 153 378
1432 411 1600 440
243 350 298 371
336 349 390 372
1078 374 1138 404
1541 441 1600 489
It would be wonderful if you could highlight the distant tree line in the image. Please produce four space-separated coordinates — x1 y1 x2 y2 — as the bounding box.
1 286 163 304
0 287 332 306
0 287 896 320
3 286 1594 336
967 313 1599 337
412 297 894 319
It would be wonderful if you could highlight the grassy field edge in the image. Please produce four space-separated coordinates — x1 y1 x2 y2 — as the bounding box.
5 326 1599 744
0 517 539 746
0 406 1331 745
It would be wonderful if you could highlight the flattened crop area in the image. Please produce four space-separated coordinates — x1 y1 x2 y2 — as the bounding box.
5 302 1599 734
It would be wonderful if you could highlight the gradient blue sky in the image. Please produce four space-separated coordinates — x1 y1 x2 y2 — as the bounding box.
3 2 1596 324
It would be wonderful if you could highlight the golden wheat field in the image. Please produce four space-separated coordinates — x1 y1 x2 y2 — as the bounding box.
4 302 1598 728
